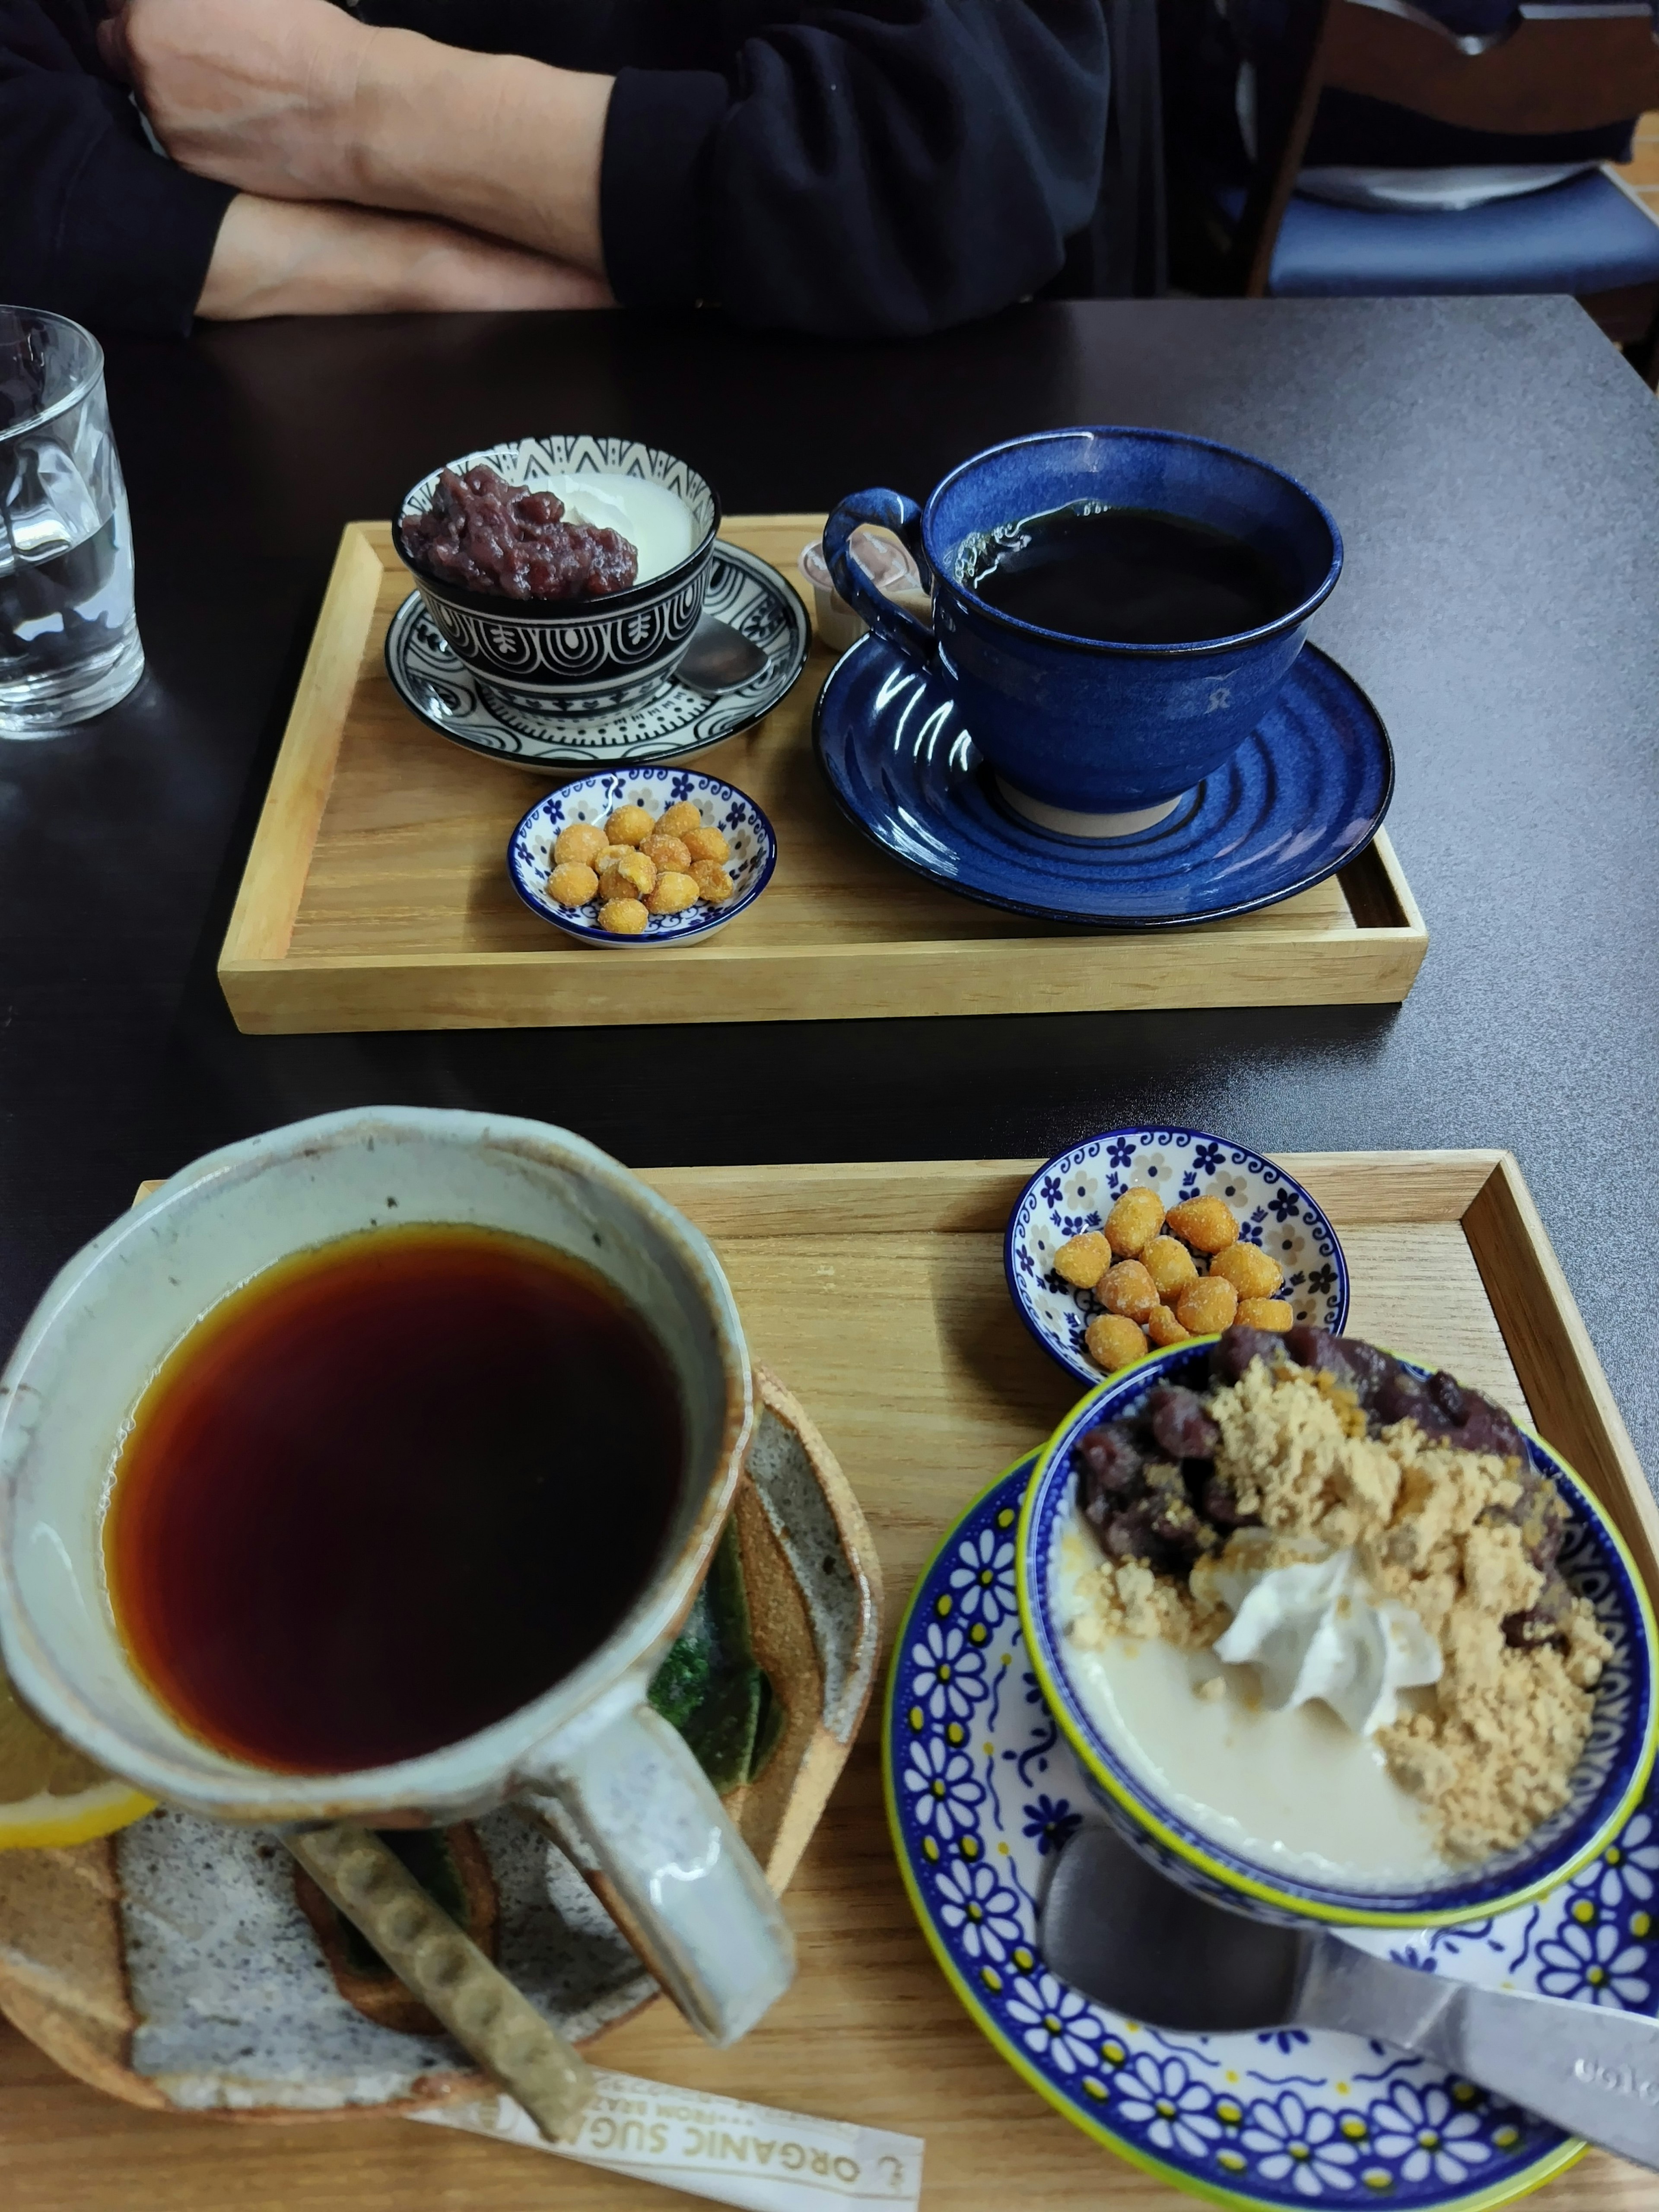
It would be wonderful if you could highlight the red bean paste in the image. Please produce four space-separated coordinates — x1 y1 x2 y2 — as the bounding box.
402 465 639 602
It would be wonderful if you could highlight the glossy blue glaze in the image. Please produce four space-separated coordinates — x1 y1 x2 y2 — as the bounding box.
824 427 1341 816
814 632 1393 927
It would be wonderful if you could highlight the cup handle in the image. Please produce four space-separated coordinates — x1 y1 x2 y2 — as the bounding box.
823 489 934 665
521 1700 795 2046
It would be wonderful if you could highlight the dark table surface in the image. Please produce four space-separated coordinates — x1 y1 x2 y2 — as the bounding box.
2 295 1655 1478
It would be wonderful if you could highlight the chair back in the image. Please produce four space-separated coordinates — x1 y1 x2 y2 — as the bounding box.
1231 0 1659 293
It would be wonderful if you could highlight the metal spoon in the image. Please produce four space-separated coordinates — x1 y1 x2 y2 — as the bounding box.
1039 1822 1659 2172
675 616 768 697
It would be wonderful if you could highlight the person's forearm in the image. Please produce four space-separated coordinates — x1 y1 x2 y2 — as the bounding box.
197 192 613 318
344 32 611 276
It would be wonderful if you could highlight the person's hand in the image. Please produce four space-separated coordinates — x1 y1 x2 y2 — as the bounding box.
196 195 615 318
100 0 373 203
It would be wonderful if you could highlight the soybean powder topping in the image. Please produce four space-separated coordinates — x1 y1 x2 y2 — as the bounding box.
1067 1346 1613 1861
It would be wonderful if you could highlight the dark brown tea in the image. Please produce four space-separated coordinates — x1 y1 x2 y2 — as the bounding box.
105 1224 683 1774
963 502 1297 645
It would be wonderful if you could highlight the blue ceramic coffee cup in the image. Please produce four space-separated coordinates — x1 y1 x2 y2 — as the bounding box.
824 427 1342 836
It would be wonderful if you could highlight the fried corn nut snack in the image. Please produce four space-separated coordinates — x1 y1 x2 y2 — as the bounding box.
640 833 692 872
604 804 655 847
1236 1296 1294 1332
690 859 735 904
1175 1275 1239 1333
682 825 730 865
598 851 656 902
1166 1197 1239 1254
645 870 700 915
1100 1259 1160 1322
1209 1241 1284 1300
1141 1235 1199 1301
1103 1186 1164 1256
1052 1230 1111 1288
553 822 607 869
1145 1304 1191 1348
1085 1313 1148 1372
547 861 599 909
655 801 702 841
597 897 649 935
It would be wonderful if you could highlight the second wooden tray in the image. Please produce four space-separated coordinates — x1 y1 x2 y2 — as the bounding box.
0 1150 1649 2212
218 518 1428 1033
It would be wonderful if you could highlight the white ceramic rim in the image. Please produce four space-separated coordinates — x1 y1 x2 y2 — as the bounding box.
0 1106 752 1824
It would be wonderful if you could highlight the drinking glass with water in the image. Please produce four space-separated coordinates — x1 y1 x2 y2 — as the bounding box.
0 306 144 735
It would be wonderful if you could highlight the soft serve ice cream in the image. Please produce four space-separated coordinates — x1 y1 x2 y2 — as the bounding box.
1052 1325 1613 1881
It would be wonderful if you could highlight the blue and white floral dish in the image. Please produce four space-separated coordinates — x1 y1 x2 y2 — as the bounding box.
507 767 775 948
1017 1345 1659 1930
386 540 809 773
813 633 1393 927
886 1453 1659 2212
1006 1128 1348 1387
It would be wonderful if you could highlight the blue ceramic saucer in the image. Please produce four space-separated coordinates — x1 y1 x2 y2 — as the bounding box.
883 1456 1659 2212
814 634 1394 927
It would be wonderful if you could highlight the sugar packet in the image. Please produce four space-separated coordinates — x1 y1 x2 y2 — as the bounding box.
409 2067 923 2212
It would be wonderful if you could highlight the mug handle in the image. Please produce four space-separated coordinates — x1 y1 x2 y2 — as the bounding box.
521 1700 795 2046
823 489 934 665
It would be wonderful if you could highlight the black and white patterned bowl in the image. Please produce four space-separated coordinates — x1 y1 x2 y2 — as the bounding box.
394 437 720 718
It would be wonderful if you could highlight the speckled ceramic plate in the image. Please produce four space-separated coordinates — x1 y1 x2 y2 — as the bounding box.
385 541 809 772
884 1457 1659 2211
814 633 1393 927
507 767 776 947
1005 1128 1348 1388
0 1371 880 2119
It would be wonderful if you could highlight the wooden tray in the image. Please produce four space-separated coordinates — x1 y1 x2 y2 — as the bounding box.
1 1149 1652 2211
217 518 1429 1033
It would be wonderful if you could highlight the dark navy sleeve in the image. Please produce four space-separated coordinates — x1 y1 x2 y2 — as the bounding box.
0 0 234 337
599 2 1112 335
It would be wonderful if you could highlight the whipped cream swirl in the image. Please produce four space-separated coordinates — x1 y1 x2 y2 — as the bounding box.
1200 1535 1442 1736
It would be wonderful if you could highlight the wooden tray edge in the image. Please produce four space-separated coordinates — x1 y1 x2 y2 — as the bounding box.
213 522 1429 1034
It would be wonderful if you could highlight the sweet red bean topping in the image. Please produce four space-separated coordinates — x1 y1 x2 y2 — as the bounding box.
402 465 639 601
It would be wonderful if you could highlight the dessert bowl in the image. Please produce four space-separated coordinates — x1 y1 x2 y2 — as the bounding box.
1016 1338 1659 1930
1005 1127 1348 1386
508 767 775 947
394 437 720 719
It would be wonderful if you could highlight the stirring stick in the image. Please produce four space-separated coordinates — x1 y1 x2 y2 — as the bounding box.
286 1823 594 2141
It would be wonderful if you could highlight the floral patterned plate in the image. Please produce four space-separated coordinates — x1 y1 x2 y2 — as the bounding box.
884 1456 1659 2209
1005 1128 1349 1388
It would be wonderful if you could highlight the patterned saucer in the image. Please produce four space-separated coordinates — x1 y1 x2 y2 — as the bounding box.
814 635 1393 927
1005 1127 1348 1387
385 541 809 772
884 1456 1659 2210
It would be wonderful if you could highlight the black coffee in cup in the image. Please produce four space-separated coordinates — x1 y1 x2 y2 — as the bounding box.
963 503 1298 647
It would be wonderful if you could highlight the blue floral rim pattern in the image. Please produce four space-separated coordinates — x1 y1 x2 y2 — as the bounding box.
507 767 775 947
884 1456 1659 2212
812 633 1394 928
1017 1347 1659 1927
1004 1128 1349 1388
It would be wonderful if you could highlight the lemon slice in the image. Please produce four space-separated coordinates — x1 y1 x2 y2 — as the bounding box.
0 1661 153 1849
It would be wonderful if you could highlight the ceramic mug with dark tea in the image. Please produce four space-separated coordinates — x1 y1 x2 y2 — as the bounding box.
0 1107 792 2045
825 426 1342 838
